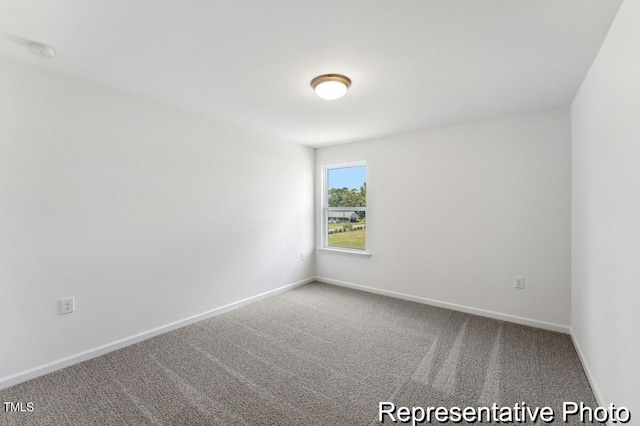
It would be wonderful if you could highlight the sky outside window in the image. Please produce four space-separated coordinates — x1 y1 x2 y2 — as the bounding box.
328 166 366 190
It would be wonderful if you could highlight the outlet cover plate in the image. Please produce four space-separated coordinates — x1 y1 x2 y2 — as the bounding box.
60 297 75 314
514 277 525 289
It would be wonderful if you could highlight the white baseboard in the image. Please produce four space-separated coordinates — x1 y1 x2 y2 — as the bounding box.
0 277 314 390
569 327 606 409
315 277 570 334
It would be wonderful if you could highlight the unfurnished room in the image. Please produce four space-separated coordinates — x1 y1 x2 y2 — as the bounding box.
0 1 638 425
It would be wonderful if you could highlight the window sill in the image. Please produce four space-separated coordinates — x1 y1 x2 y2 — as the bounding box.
316 247 372 258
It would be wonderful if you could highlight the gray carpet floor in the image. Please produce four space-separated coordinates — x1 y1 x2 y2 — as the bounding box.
1 282 599 425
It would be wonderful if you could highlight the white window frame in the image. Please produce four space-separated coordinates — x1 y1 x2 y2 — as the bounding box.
318 161 370 257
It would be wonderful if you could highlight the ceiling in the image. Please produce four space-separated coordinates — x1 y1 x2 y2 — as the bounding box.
0 0 622 147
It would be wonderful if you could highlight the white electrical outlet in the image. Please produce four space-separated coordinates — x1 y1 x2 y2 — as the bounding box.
60 297 75 314
514 277 525 289
300 252 305 261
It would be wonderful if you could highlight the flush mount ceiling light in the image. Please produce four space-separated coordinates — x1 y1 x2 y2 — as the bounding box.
310 74 351 100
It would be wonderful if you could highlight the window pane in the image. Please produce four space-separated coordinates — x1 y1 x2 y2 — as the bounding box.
327 165 366 250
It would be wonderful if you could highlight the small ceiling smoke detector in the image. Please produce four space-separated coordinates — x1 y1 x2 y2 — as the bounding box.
310 74 351 100
28 43 56 59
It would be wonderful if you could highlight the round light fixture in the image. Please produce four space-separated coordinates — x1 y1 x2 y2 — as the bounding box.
310 74 351 100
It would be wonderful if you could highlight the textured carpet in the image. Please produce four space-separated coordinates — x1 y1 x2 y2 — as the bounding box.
1 282 599 425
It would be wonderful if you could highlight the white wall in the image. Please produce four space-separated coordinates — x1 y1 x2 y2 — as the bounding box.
316 109 572 330
571 0 639 413
0 58 315 386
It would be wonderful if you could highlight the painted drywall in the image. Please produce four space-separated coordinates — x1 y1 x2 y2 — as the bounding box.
0 58 314 385
571 0 639 414
316 109 571 329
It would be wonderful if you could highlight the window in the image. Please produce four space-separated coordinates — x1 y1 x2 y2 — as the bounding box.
322 162 367 252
